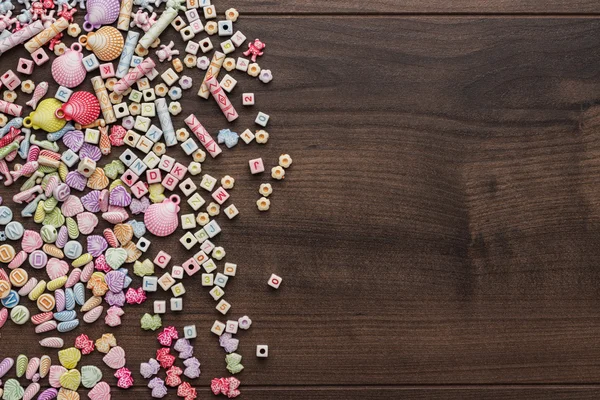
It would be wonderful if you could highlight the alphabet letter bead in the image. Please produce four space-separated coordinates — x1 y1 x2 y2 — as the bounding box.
249 158 264 174
216 299 231 315
154 300 166 314
184 324 197 339
268 274 282 289
154 251 172 268
255 111 270 127
242 93 254 106
171 282 186 297
256 345 269 358
170 297 183 311
211 320 225 336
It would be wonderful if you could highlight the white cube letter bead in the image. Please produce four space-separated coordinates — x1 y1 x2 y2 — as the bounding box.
179 178 197 196
231 31 247 47
159 155 175 172
202 258 217 273
224 204 239 219
268 274 282 289
141 102 156 117
194 229 209 244
143 155 161 171
220 74 237 93
172 265 185 280
170 297 183 311
209 286 224 300
185 41 200 55
224 262 237 277
204 219 221 238
242 93 255 106
82 54 99 71
239 129 254 145
180 27 195 41
77 158 96 177
203 4 216 18
123 130 140 147
200 239 215 254
161 68 179 86
190 19 204 34
218 20 233 36
185 8 200 22
158 272 175 291
226 320 239 334
211 320 225 336
143 276 158 292
211 186 230 205
61 149 79 167
249 158 265 174
180 232 198 249
171 282 186 297
153 300 166 314
146 68 159 82
181 214 197 230
202 273 214 286
136 237 151 252
200 174 217 191
198 37 213 53
134 116 151 132
236 57 249 72
214 272 229 288
187 192 206 210
119 149 138 166
181 138 199 155
184 324 197 339
84 128 100 144
145 125 163 142
113 102 129 119
256 345 269 358
216 299 231 315
255 111 270 127
220 40 235 54
55 86 73 102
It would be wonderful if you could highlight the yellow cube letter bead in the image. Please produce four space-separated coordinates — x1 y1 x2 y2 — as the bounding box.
259 183 273 197
279 154 293 168
271 166 285 180
257 197 270 211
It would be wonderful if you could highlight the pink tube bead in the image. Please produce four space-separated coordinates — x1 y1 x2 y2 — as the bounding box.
184 114 222 158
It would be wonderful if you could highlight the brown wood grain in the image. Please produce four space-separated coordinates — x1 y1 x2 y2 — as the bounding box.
0 6 600 400
231 0 600 14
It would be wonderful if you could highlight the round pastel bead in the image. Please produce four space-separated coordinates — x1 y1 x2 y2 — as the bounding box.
29 250 48 269
4 221 23 240
1 290 19 308
0 206 12 225
40 225 57 243
10 305 29 324
64 241 83 260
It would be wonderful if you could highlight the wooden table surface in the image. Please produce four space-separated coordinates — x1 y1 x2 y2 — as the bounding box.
2 0 600 399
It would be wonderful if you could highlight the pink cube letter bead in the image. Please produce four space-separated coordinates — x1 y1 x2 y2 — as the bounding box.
16 59 34 75
249 158 264 174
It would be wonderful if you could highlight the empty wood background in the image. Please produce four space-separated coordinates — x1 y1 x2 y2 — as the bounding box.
2 0 600 399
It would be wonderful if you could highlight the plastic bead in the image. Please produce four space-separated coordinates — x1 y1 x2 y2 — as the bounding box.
255 130 269 144
257 197 270 211
3 90 16 103
67 23 81 37
221 175 234 189
179 76 193 90
20 80 35 94
225 8 239 22
247 63 261 77
168 102 182 116
168 86 182 100
183 54 196 68
279 154 292 168
271 166 285 180
259 183 272 197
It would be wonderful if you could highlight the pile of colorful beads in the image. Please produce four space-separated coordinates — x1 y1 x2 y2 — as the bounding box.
0 0 291 396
